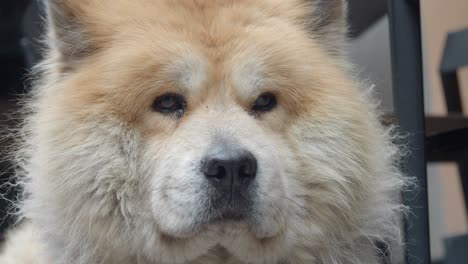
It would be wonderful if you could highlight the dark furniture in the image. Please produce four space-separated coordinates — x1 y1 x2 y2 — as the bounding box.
388 1 431 263
388 1 468 264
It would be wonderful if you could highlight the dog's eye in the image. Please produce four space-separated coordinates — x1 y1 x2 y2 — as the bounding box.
252 93 277 113
152 93 186 116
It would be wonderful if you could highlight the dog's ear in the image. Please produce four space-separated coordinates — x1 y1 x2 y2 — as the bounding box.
45 0 94 66
305 0 348 57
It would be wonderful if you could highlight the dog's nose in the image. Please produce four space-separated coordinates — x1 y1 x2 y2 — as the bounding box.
201 147 257 197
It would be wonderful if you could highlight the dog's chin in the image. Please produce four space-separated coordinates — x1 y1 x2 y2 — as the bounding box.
156 216 285 264
158 212 282 243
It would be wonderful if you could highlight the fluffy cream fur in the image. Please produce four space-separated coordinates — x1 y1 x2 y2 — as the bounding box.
1 0 409 263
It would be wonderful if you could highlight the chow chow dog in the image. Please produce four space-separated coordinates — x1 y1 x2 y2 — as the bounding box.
0 0 408 263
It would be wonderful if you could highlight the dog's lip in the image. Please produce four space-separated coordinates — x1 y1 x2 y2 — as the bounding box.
209 210 246 223
158 212 247 239
158 223 210 241
159 231 187 243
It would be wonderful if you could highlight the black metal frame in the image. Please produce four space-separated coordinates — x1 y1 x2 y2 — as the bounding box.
388 0 431 264
440 28 468 214
440 28 468 114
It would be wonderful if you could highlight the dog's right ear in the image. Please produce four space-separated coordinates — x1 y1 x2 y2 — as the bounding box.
305 0 348 57
45 0 93 66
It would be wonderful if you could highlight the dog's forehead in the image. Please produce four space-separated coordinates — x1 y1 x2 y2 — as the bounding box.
230 54 266 97
165 46 265 96
169 49 208 92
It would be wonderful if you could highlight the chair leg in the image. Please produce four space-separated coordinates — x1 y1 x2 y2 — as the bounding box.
388 0 431 263
458 160 468 216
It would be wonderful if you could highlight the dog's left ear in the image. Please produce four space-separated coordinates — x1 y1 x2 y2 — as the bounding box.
44 0 98 69
304 0 348 57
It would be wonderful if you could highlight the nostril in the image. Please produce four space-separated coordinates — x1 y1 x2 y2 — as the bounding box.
239 153 257 180
239 163 255 179
212 166 226 181
204 161 226 181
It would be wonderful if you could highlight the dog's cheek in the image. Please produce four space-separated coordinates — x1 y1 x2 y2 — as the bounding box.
287 114 375 238
143 134 210 235
22 111 155 260
248 140 295 232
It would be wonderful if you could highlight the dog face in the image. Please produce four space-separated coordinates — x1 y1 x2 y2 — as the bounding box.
21 0 400 263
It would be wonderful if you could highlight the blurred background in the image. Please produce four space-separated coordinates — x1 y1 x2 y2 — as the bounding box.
0 1 467 263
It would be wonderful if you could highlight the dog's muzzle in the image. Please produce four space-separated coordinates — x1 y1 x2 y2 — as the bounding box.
200 143 257 219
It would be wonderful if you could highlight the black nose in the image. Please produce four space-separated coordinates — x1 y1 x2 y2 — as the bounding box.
201 147 257 198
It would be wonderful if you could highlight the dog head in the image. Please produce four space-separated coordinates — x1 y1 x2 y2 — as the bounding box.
22 0 399 263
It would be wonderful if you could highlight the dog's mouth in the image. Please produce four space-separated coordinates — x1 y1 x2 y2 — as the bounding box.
208 208 247 223
158 201 286 249
204 193 253 224
158 210 249 242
